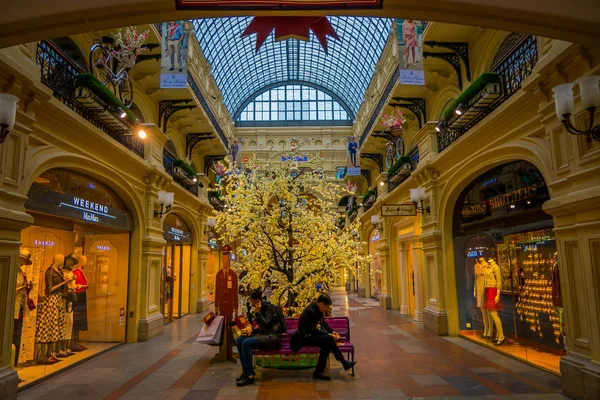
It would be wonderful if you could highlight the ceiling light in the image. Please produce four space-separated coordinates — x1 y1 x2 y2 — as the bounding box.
118 107 127 119
137 128 147 139
455 103 465 115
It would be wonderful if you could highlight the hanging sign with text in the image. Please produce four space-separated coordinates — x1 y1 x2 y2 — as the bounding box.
381 203 417 216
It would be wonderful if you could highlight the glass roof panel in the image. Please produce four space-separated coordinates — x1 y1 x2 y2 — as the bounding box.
193 17 392 118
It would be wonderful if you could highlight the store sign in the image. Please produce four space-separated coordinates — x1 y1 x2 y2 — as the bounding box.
34 240 55 247
164 225 192 243
461 182 548 218
282 155 308 162
26 184 133 231
381 204 417 216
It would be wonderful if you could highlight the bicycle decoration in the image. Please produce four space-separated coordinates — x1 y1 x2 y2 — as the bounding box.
381 108 406 136
89 26 149 107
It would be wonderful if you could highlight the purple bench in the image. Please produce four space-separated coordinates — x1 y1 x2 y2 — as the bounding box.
252 317 355 376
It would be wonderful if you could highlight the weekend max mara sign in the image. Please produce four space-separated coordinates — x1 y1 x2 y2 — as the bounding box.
26 184 133 231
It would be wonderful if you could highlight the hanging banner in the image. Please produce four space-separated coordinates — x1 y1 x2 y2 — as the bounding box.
346 136 361 176
396 20 426 85
160 21 192 89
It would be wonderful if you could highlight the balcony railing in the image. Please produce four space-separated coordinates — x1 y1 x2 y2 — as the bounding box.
387 146 420 192
163 149 198 196
36 40 144 158
437 34 538 153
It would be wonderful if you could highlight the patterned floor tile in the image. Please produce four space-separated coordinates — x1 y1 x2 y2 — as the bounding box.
410 374 448 386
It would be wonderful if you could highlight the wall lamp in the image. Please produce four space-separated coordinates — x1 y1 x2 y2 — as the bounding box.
553 76 600 143
154 190 174 217
205 217 216 234
410 187 430 215
0 93 19 144
455 103 465 115
371 214 383 233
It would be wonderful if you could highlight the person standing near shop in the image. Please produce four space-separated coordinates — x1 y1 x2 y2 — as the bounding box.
14 250 34 374
234 289 283 387
291 294 356 380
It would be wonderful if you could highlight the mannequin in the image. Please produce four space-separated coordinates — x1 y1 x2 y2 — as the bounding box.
35 254 69 364
58 254 78 357
473 257 490 339
483 258 505 345
14 249 34 374
71 255 89 352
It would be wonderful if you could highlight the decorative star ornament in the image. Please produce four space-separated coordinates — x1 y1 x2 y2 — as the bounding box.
241 16 340 53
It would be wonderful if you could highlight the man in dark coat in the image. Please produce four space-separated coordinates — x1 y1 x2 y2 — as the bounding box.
291 294 356 380
235 289 282 386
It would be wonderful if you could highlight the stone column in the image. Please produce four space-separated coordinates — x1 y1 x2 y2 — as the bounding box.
0 80 47 399
397 239 410 314
412 240 425 322
197 243 210 313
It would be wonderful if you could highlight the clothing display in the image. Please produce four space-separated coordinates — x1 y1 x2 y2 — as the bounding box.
35 294 66 343
72 266 89 332
474 260 485 308
483 287 503 310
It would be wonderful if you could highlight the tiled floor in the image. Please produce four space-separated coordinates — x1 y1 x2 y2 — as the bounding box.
18 292 569 400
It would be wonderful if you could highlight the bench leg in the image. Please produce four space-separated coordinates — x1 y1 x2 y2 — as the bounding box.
351 352 355 377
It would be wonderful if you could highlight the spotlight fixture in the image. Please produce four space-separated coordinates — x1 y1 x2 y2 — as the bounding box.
137 127 147 139
379 181 385 186
118 107 127 119
510 204 516 209
409 187 430 215
553 76 600 143
192 177 198 183
435 121 445 133
371 214 383 233
0 93 19 144
154 191 174 217
526 201 531 205
455 103 465 115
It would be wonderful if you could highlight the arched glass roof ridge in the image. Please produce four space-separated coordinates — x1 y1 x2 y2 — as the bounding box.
233 80 355 120
193 16 392 117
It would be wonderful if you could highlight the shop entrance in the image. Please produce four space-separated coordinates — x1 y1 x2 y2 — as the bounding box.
16 169 132 387
452 160 565 374
161 214 192 324
406 243 416 317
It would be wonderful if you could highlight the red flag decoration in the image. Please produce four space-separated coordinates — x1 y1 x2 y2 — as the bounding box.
241 17 340 53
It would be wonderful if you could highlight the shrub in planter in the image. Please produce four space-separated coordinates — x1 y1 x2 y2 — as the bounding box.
362 188 378 204
73 74 137 123
441 72 502 123
173 159 197 177
387 156 412 176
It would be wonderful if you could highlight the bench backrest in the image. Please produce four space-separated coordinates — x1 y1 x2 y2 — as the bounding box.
281 317 350 344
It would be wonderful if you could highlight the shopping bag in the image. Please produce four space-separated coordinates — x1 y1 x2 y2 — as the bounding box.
232 324 252 340
235 314 250 330
203 311 216 326
197 315 224 346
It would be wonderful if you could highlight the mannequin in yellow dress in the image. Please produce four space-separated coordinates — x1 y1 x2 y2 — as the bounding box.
483 258 505 345
473 257 491 339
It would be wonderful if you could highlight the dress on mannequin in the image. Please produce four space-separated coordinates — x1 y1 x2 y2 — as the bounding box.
473 258 489 339
57 254 78 357
483 258 505 345
35 254 67 364
72 255 89 352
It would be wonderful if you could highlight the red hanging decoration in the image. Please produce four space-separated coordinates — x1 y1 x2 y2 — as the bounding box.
241 17 340 53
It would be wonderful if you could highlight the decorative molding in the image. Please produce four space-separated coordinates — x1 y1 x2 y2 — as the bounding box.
361 153 384 173
186 132 215 158
361 169 372 187
424 41 471 82
423 51 463 89
389 97 427 129
158 100 196 132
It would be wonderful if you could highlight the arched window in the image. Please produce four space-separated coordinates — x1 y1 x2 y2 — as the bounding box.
236 84 352 126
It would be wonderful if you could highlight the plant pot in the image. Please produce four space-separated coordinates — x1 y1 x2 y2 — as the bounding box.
390 126 404 137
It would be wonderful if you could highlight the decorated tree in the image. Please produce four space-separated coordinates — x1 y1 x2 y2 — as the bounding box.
213 157 369 315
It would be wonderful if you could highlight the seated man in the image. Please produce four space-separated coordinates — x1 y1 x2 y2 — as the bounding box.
291 294 356 380
235 289 283 386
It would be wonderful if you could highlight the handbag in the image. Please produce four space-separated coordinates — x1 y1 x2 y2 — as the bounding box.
26 297 36 311
203 311 216 326
232 324 252 340
197 315 224 346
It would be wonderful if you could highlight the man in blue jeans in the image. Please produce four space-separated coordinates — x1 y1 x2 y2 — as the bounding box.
235 289 282 386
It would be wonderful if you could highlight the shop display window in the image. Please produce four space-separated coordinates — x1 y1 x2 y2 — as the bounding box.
206 235 221 303
369 229 382 299
13 169 132 387
454 161 565 374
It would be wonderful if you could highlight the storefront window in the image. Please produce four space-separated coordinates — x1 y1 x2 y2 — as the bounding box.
454 161 564 374
162 214 193 324
206 234 221 302
15 169 131 387
369 229 382 299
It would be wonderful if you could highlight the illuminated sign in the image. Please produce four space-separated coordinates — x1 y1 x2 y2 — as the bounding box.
381 204 417 217
96 245 110 251
34 240 55 247
461 182 548 218
282 155 308 162
371 233 380 242
25 184 132 231
467 250 485 258
175 0 383 10
484 177 497 187
164 226 192 243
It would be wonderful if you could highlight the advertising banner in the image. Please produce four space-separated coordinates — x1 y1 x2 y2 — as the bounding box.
396 19 426 85
346 136 361 176
161 21 192 89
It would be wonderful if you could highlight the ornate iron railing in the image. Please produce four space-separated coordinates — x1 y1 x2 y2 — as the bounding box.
436 35 538 153
387 146 419 193
36 41 144 158
163 148 198 196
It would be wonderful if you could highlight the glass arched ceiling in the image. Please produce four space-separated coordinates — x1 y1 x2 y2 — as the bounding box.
193 17 393 119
